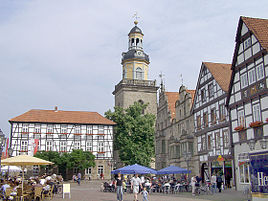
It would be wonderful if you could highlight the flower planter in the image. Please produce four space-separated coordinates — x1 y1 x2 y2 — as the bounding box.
249 121 263 128
234 125 245 131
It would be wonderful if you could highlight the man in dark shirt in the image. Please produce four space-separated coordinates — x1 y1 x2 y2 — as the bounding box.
115 173 123 201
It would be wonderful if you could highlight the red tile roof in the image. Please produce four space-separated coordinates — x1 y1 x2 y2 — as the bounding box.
242 16 268 50
203 62 232 92
186 89 196 106
9 109 116 125
165 92 179 119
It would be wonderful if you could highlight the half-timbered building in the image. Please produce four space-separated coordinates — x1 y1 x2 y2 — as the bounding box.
192 62 233 185
9 107 116 179
226 16 268 191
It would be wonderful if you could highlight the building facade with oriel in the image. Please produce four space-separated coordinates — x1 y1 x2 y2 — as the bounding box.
155 84 198 177
168 85 198 177
9 108 116 180
192 62 234 185
155 87 177 170
226 16 268 191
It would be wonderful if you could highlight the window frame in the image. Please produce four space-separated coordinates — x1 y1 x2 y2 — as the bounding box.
248 68 256 85
256 63 264 80
252 104 261 122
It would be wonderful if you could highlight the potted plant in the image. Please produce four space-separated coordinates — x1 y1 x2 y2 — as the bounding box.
234 125 245 131
249 121 263 128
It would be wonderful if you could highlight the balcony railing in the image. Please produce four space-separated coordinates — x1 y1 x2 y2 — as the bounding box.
115 79 156 90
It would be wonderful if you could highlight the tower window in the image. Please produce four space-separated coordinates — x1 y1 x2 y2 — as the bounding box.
136 38 139 46
131 38 135 45
136 67 143 80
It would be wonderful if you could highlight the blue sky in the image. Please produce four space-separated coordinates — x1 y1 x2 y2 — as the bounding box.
0 0 268 137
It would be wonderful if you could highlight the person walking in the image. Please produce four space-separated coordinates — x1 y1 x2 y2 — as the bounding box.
216 174 223 193
115 173 123 201
131 174 142 201
77 172 81 186
191 175 197 196
141 187 149 201
211 173 217 194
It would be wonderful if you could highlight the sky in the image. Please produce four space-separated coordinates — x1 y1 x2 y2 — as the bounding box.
0 0 268 137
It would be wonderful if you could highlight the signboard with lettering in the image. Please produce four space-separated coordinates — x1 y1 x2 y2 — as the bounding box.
249 150 268 200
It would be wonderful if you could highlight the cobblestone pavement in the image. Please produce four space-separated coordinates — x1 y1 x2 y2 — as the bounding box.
52 180 247 201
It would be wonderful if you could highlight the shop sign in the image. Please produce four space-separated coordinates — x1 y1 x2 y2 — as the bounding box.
217 155 224 162
249 150 268 199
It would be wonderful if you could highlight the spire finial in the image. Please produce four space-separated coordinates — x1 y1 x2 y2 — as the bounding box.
180 74 184 86
133 11 140 25
159 72 165 92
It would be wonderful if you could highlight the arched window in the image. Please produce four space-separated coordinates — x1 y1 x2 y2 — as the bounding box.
136 67 143 80
136 38 139 47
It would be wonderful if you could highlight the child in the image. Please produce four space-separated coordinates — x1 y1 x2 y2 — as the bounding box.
141 186 148 201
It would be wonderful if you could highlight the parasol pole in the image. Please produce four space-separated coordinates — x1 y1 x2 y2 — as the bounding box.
22 166 24 200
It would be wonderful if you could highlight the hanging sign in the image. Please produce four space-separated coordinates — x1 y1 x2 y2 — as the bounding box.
217 155 224 162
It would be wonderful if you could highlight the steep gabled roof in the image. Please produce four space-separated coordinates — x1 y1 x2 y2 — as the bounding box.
227 16 268 106
165 92 179 119
242 16 268 50
186 89 196 106
9 109 116 125
203 62 232 92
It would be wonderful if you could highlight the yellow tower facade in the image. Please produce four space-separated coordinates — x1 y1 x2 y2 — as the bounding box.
122 21 150 80
113 20 158 115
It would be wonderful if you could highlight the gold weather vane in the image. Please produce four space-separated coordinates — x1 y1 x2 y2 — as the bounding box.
133 11 140 25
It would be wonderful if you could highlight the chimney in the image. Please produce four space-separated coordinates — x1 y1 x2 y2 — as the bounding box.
54 106 58 111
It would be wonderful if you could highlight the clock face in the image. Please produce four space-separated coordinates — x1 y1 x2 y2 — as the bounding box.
137 51 142 56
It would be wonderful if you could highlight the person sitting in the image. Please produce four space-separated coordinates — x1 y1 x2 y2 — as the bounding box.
1 181 11 197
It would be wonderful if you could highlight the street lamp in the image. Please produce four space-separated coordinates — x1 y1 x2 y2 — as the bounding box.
183 151 192 182
248 139 256 151
260 139 267 149
0 129 7 173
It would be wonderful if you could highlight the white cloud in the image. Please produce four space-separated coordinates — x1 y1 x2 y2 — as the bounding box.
0 0 268 136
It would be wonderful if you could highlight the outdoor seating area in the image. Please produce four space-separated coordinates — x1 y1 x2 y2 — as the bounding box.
0 174 63 201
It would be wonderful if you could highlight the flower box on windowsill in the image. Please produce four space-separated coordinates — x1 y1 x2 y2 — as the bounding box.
21 132 29 135
97 152 105 154
74 133 82 136
249 121 263 128
97 133 105 136
234 125 245 131
46 132 53 134
85 133 93 135
33 132 41 134
20 150 28 152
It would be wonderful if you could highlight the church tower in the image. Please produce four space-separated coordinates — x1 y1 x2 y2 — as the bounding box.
113 20 158 115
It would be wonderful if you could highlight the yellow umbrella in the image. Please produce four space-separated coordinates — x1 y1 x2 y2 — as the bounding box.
1 154 53 166
1 155 53 199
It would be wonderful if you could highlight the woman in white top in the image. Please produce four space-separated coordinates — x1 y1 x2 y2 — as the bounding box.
191 176 197 196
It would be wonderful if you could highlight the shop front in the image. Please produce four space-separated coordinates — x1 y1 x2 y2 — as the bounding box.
208 155 234 188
